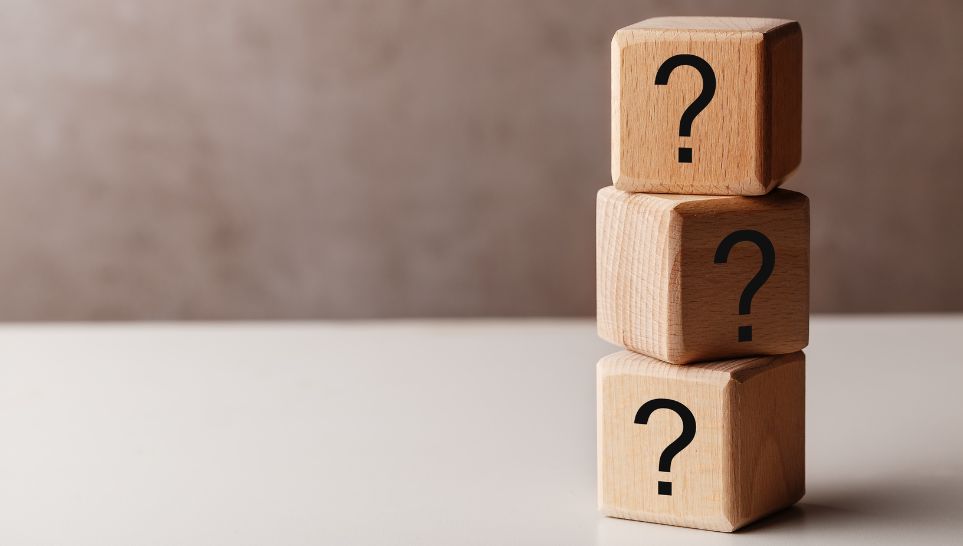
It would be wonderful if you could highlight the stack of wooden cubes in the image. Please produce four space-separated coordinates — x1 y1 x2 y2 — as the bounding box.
597 17 808 532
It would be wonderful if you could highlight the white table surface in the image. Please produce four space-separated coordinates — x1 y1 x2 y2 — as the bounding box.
0 316 961 545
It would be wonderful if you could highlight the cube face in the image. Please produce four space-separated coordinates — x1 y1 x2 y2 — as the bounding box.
612 17 801 195
596 186 809 364
597 350 805 532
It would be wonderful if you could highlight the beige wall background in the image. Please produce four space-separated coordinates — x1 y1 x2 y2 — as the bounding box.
0 0 960 320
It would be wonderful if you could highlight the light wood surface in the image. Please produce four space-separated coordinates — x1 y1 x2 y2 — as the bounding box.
598 350 805 532
612 16 801 195
597 186 809 364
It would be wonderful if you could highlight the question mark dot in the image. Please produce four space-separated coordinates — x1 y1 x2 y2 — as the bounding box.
658 481 672 496
678 148 692 163
738 325 752 342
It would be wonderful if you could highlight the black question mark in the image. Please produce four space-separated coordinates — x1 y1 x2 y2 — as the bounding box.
654 54 716 163
635 399 696 496
713 230 775 342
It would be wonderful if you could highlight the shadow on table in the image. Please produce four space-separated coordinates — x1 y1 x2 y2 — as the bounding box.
741 475 963 536
596 475 962 544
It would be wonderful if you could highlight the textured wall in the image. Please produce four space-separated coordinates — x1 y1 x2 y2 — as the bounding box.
0 0 960 319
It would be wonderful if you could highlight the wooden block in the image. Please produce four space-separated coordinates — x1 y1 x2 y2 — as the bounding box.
598 350 805 532
612 17 802 195
596 186 808 364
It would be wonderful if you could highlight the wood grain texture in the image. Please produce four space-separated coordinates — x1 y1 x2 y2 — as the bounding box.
596 186 809 364
597 350 805 532
612 17 802 195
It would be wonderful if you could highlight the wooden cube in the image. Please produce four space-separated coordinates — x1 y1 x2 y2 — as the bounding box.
598 350 805 532
612 17 802 195
596 186 809 364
